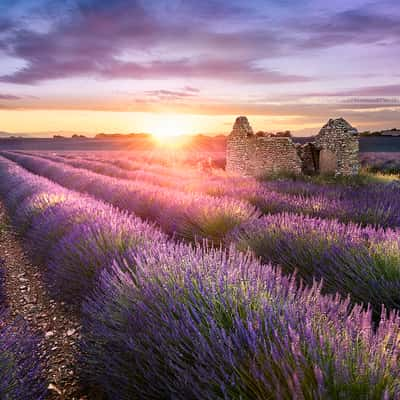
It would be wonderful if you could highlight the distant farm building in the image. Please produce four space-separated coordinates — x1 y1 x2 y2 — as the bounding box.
226 117 360 176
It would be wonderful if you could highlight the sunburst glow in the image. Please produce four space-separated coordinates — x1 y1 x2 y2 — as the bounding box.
148 114 196 140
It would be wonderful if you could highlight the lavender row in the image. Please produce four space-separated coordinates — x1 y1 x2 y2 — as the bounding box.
55 151 203 179
361 152 400 174
236 182 400 228
2 151 257 243
188 176 400 228
19 151 249 196
0 157 399 399
20 151 400 228
15 151 194 189
0 317 46 399
83 255 400 399
3 152 400 314
0 159 165 303
228 213 400 315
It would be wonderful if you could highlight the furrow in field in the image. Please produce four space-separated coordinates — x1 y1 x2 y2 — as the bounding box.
0 246 47 399
0 203 84 399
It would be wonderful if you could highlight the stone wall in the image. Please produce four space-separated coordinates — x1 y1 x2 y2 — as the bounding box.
226 116 253 175
226 116 360 177
246 136 302 176
314 118 360 175
226 116 302 176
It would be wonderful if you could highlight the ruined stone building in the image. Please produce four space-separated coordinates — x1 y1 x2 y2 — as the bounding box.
226 116 359 176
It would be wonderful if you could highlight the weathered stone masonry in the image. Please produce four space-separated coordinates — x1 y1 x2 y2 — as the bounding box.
314 117 359 175
226 116 360 177
226 116 302 176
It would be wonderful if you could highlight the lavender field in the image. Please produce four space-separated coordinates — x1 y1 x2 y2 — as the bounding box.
0 150 399 399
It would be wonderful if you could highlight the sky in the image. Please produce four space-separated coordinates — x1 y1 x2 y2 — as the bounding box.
0 0 399 137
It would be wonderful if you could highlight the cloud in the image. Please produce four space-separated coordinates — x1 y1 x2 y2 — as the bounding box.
183 86 200 93
0 0 308 84
143 88 199 100
301 84 400 98
98 58 310 84
0 17 13 33
293 6 400 49
0 31 310 84
5 1 399 85
0 93 20 100
339 84 400 97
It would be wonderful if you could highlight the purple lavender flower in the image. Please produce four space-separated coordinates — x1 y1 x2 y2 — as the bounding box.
81 245 400 399
1 154 400 398
230 212 400 315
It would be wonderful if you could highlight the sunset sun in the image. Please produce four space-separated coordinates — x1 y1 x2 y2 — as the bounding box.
148 114 198 145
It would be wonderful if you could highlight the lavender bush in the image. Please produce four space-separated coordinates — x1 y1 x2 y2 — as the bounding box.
81 244 400 399
230 213 400 315
361 152 400 174
237 182 400 228
46 209 165 302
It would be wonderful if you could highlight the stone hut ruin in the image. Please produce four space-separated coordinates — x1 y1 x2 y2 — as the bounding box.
226 116 359 176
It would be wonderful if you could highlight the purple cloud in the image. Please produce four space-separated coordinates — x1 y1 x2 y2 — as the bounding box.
0 32 310 84
340 84 400 97
143 88 199 100
0 0 307 84
293 6 400 49
0 93 20 100
97 58 310 83
0 18 13 33
183 86 200 93
301 84 400 98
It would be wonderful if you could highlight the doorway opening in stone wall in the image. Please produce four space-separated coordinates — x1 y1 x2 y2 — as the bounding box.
310 146 320 174
319 149 337 174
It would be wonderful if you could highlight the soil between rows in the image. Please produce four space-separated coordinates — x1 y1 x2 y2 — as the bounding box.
0 201 96 400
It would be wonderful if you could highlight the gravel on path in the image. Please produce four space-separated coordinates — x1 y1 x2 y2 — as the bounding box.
0 202 94 400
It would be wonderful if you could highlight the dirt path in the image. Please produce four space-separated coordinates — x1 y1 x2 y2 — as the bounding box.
0 202 89 400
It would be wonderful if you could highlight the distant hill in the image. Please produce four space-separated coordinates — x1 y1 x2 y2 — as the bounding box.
0 131 32 138
360 128 400 137
95 133 151 139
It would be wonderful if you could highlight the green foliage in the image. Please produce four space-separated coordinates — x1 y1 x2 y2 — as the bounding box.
258 169 399 187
